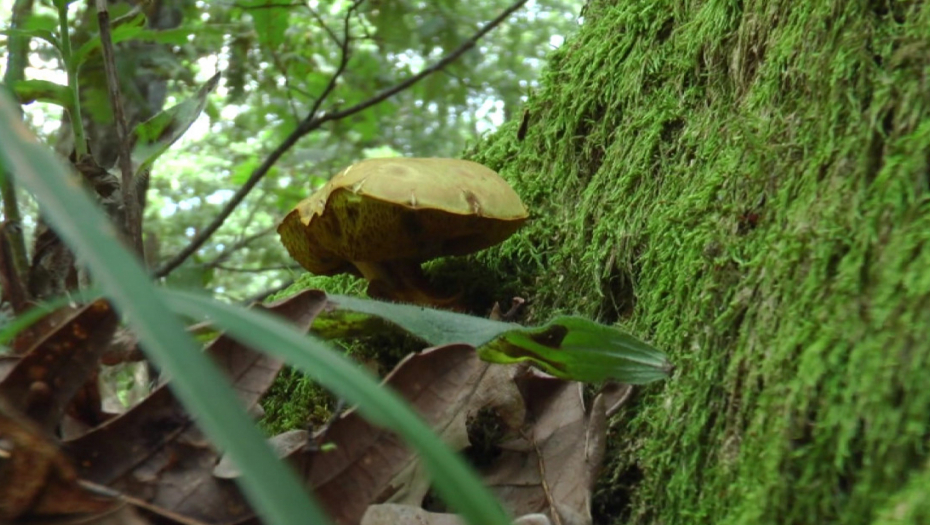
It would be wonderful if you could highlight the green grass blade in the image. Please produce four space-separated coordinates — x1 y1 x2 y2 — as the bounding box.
161 289 512 525
0 93 330 525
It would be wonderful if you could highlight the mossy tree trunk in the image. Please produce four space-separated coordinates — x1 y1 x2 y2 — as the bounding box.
470 1 930 524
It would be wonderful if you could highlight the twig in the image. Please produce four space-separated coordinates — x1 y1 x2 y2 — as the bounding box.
304 2 341 47
301 0 363 135
311 0 528 126
94 0 143 256
153 0 528 278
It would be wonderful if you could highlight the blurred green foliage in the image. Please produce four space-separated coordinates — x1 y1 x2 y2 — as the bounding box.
2 0 583 301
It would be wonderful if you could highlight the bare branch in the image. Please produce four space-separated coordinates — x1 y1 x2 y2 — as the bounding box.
94 0 142 257
154 0 528 278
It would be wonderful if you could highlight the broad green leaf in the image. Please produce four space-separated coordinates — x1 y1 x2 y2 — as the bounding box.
231 157 261 185
71 19 146 68
161 290 512 525
365 0 415 50
110 5 147 29
1 28 60 52
243 0 290 49
11 79 73 107
130 72 221 176
0 92 329 525
21 13 59 32
317 294 671 384
134 25 228 46
482 316 672 383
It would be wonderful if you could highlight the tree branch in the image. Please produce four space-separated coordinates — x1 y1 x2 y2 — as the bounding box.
154 0 527 278
94 0 143 256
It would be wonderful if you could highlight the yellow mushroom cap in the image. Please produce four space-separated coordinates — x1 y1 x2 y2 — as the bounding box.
277 157 529 275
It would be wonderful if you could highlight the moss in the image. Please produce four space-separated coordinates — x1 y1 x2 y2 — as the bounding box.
464 0 930 524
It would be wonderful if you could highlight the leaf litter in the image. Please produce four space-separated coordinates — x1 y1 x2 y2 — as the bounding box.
1 289 652 524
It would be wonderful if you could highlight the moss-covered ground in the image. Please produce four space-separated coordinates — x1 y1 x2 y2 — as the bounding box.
266 1 930 523
464 0 930 523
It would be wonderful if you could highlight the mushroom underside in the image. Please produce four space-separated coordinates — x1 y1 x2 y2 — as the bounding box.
352 260 462 308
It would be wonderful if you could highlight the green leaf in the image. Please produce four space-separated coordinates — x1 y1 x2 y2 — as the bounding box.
243 0 291 49
134 25 228 46
22 13 59 32
0 92 329 525
483 316 673 384
0 28 61 53
231 157 261 185
11 79 73 107
130 72 221 176
316 295 672 384
71 20 146 68
110 5 147 30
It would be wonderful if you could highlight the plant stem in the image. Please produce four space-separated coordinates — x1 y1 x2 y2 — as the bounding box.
95 0 143 256
0 0 36 282
57 0 88 158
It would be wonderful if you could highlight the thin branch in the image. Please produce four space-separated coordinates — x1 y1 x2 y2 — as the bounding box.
94 0 143 256
312 0 528 126
304 2 341 46
302 0 362 133
154 0 363 278
154 0 527 278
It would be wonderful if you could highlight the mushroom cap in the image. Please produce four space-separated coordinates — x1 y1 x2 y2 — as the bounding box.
277 157 529 275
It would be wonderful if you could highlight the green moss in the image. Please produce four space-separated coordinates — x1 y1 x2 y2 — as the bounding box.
465 0 930 524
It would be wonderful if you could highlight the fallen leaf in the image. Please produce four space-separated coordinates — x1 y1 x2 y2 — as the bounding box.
62 290 326 523
280 344 526 524
0 299 117 432
0 396 117 520
213 429 309 479
478 372 607 525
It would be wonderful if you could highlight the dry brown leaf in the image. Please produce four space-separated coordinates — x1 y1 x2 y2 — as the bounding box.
297 343 611 525
0 299 117 432
294 344 519 524
0 397 118 520
360 504 554 525
476 372 607 525
61 290 327 524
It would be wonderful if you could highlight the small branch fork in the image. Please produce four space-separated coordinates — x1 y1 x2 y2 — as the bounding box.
94 0 143 257
154 0 529 278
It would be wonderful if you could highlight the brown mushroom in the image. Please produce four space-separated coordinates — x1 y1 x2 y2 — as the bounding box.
277 157 528 308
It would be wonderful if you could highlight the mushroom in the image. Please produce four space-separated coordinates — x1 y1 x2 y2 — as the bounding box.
277 157 528 308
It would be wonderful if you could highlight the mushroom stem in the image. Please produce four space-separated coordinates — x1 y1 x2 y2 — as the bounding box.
353 260 462 309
